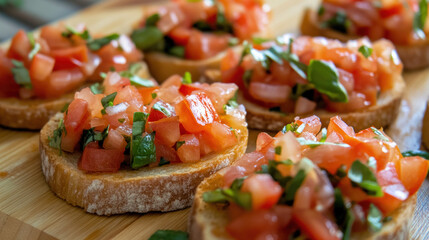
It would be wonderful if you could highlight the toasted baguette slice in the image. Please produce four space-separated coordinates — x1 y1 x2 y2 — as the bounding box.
189 166 417 240
0 61 151 130
40 113 248 215
242 72 405 132
144 47 241 83
300 9 429 70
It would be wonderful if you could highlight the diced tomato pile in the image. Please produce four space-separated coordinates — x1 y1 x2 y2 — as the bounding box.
0 25 142 99
58 73 245 172
221 36 403 114
134 0 270 60
207 115 428 240
318 0 426 45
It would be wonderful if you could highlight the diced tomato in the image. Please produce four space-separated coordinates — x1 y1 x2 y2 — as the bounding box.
103 72 130 94
138 86 159 105
149 116 181 147
399 156 429 195
226 209 281 240
0 50 20 98
327 116 359 146
293 170 317 210
114 85 143 105
79 143 124 172
196 132 214 156
303 144 355 174
50 45 89 70
295 115 322 136
148 100 176 122
162 74 182 88
7 30 32 61
242 174 282 210
155 140 179 163
45 68 85 98
294 96 317 115
117 35 143 62
200 121 237 151
248 82 291 104
274 131 301 163
61 99 90 152
156 4 187 34
379 3 402 18
179 82 208 96
103 128 127 152
169 26 192 45
75 87 104 118
256 132 274 153
40 25 75 50
185 30 230 60
29 53 55 98
293 209 341 240
176 134 200 162
176 91 220 133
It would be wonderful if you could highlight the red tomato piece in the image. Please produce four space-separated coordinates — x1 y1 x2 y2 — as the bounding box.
175 92 220 133
79 144 124 172
29 53 55 98
295 115 322 136
293 209 341 240
61 99 90 152
50 45 89 70
149 116 181 147
200 121 237 152
148 100 176 122
45 68 85 98
327 116 359 146
179 83 208 96
399 156 429 195
0 50 19 98
168 26 192 45
185 30 230 60
155 139 179 163
242 174 282 210
176 134 200 162
256 132 274 153
7 30 32 61
103 128 127 152
39 25 75 50
137 86 159 105
103 72 131 94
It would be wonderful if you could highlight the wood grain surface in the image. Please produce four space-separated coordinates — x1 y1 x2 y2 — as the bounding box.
0 0 428 239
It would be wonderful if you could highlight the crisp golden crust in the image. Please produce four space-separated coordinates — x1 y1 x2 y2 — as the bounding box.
300 8 429 70
40 113 248 215
144 47 241 83
243 72 405 132
189 166 418 240
0 94 73 130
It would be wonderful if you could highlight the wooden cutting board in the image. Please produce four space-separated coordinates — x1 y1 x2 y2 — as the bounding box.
0 0 428 239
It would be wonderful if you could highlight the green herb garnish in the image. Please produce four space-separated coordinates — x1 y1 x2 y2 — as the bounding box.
100 92 117 115
148 230 188 240
145 13 161 27
296 137 350 148
158 157 171 166
370 127 389 141
81 126 109 149
321 11 350 34
176 141 185 150
308 60 348 102
358 45 373 58
11 60 32 89
130 112 156 168
27 33 40 60
348 160 383 197
87 33 120 51
90 83 104 94
414 0 428 39
48 119 66 153
402 150 429 160
182 72 192 84
131 26 164 51
367 203 383 232
334 188 354 240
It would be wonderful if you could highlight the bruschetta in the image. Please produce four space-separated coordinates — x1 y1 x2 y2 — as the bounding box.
219 35 405 131
0 24 143 129
190 115 428 240
130 0 270 82
39 72 248 215
300 0 429 70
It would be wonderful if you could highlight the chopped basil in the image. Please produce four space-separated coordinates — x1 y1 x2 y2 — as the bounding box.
131 132 156 169
168 46 185 58
320 128 327 142
281 169 307 205
274 146 282 155
414 0 428 39
296 137 350 148
358 45 373 58
257 160 293 186
228 37 239 46
61 103 70 113
224 92 238 110
308 60 348 102
87 33 120 51
252 37 270 44
321 11 350 34
176 141 185 150
90 83 104 94
323 165 347 186
215 3 233 33
148 230 188 240
402 150 429 160
81 126 109 149
11 60 32 89
27 33 40 60
348 160 383 197
48 119 66 153
158 157 170 166
182 72 192 84
130 75 155 87
132 112 148 137
100 92 117 115
291 83 315 100
131 26 164 51
282 123 299 134
151 93 157 99
317 5 325 16
242 69 253 87
193 20 213 32
118 118 125 123
100 72 107 79
370 127 389 141
296 123 306 134
145 13 160 27
152 101 172 117
367 203 383 232
333 188 354 240
61 26 91 40
203 185 252 210
281 38 308 79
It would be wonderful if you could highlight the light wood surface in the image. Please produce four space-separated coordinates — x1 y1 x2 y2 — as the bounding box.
0 0 428 239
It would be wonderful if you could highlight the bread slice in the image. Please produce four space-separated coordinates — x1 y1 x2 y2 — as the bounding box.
189 165 418 240
39 113 248 215
422 102 429 150
0 61 151 130
144 46 241 83
300 8 429 70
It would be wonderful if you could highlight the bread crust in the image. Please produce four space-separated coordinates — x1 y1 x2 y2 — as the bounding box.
144 47 241 83
242 72 404 132
40 113 248 215
300 8 429 70
189 166 418 240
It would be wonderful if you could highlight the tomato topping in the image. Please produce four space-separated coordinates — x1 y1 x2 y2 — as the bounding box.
148 100 176 122
7 30 32 61
0 50 20 98
61 99 90 152
293 209 341 240
242 174 282 210
79 143 124 172
176 134 200 162
50 45 89 70
149 116 181 147
399 156 429 195
103 128 127 152
200 121 237 152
